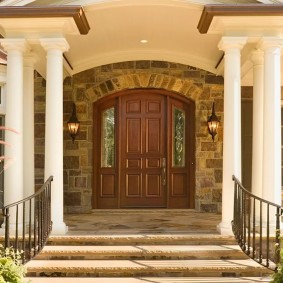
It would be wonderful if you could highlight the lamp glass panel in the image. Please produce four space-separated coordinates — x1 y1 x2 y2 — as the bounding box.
101 107 115 168
68 122 79 135
208 120 219 135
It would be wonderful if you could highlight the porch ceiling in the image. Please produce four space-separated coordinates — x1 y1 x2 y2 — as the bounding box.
0 0 283 85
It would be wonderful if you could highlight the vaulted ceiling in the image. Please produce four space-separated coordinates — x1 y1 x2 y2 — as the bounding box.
0 0 282 85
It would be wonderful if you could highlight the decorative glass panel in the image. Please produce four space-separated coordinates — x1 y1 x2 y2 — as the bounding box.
101 107 115 167
173 107 185 167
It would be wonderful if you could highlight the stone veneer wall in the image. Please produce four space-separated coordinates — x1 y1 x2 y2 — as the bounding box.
34 60 225 214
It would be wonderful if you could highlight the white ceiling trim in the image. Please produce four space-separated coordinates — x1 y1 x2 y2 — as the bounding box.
82 0 204 11
0 18 80 38
0 0 35 5
258 0 283 3
209 16 283 36
0 0 264 7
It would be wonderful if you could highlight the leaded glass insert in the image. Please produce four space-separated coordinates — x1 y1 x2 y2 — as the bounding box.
173 107 185 167
101 107 115 167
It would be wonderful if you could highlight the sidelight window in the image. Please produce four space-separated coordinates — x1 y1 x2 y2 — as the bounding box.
101 107 115 168
173 107 185 167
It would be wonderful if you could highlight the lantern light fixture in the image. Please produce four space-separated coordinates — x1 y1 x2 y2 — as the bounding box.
67 103 80 143
207 102 220 142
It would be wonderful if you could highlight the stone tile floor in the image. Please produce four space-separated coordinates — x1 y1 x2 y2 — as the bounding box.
63 209 221 235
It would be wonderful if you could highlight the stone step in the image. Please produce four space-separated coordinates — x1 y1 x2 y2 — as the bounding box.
25 259 272 278
25 276 272 283
47 234 238 246
35 245 246 260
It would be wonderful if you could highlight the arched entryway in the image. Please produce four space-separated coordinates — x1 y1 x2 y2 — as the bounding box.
93 89 195 209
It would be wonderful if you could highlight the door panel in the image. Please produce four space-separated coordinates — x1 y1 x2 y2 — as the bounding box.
94 89 195 209
127 119 141 153
101 174 115 196
126 174 141 196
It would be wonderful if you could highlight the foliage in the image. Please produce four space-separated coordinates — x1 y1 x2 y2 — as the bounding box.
0 245 27 283
271 268 283 283
0 128 28 282
271 243 283 283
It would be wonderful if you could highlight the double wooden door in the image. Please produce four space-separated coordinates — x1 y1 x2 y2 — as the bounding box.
94 89 195 209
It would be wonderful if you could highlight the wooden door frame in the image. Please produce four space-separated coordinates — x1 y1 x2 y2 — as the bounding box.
93 88 195 209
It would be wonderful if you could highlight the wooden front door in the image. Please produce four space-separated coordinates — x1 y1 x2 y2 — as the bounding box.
120 93 166 207
93 89 195 209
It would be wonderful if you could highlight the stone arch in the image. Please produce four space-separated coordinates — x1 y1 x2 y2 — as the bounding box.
62 61 224 213
85 73 203 103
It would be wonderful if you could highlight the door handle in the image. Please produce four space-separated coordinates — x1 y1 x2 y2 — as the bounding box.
161 157 166 186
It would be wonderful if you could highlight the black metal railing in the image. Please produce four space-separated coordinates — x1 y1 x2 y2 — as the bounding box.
2 176 53 263
232 175 282 271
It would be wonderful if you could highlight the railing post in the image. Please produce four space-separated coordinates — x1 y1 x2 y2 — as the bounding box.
275 207 281 268
4 207 10 249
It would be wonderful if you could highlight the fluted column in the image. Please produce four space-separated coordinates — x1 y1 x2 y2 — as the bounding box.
23 54 36 198
259 38 283 208
251 50 264 199
0 39 29 207
217 36 247 235
40 38 69 234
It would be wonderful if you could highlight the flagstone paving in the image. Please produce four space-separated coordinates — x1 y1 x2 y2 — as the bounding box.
63 209 221 235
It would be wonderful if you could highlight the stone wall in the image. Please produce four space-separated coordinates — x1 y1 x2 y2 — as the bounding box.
34 60 225 214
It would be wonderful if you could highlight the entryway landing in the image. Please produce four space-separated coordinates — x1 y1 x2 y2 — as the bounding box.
63 209 221 235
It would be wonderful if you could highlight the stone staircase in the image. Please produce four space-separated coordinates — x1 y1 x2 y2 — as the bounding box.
25 234 273 283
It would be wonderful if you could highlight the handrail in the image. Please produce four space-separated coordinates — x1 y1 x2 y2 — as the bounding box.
2 176 53 264
232 175 282 271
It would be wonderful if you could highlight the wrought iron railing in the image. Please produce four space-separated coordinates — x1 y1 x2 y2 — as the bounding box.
232 175 282 271
2 176 53 263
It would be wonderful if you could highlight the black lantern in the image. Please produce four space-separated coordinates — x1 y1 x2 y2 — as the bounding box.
207 102 220 142
67 103 80 143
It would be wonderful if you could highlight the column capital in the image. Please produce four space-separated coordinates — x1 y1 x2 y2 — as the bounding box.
218 36 248 52
258 37 283 51
40 38 69 52
0 38 30 53
24 52 38 68
251 49 264 66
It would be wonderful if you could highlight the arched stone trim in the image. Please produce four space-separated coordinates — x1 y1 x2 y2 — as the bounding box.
85 73 203 103
58 61 224 214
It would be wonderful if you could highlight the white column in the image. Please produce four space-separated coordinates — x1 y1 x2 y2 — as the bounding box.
0 39 29 207
40 38 69 235
217 36 247 235
23 54 36 198
260 38 282 207
251 50 264 199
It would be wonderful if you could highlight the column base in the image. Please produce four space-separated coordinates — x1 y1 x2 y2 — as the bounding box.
217 221 233 235
51 221 68 235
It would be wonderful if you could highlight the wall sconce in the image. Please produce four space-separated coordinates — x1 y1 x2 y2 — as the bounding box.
67 103 80 143
207 102 220 142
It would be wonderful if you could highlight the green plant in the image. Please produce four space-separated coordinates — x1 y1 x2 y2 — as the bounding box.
271 242 283 283
271 267 283 283
0 245 27 283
